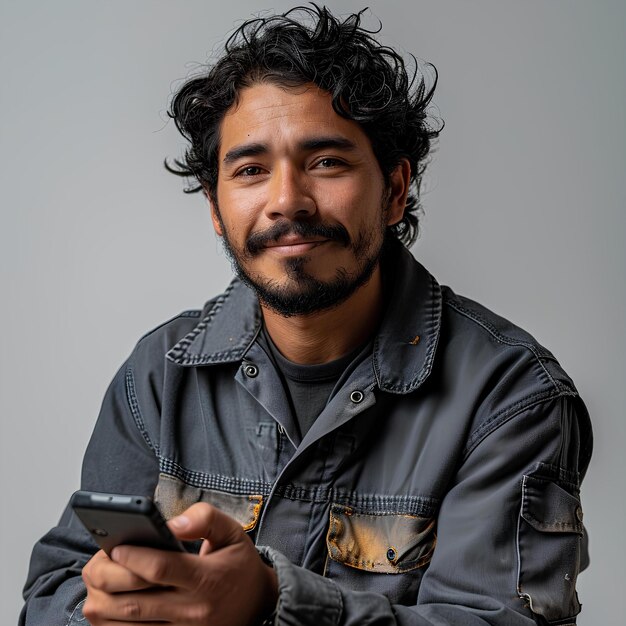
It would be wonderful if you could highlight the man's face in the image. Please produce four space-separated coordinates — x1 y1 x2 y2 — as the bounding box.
211 82 407 316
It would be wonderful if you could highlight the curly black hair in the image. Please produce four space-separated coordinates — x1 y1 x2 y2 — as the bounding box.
167 4 443 246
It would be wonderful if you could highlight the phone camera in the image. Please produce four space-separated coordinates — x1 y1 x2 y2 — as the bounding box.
92 528 108 537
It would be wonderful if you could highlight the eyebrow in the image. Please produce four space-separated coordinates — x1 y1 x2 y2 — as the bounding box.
299 136 358 153
222 143 267 165
222 135 358 165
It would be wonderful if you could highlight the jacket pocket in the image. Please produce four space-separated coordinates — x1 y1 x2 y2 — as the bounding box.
154 473 263 531
517 474 583 623
326 504 436 574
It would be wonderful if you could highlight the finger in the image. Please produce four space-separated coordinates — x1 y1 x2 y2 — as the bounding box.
111 544 201 588
83 587 181 625
198 538 213 556
167 502 244 549
82 549 154 594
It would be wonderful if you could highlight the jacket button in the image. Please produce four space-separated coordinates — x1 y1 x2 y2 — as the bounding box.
386 547 397 562
350 390 364 403
243 363 258 378
575 505 583 523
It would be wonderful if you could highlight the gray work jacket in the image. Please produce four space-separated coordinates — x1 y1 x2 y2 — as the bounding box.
21 243 592 626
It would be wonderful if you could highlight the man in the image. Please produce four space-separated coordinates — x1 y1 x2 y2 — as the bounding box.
21 6 592 626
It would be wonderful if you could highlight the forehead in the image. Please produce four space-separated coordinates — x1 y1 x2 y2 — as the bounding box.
218 82 374 157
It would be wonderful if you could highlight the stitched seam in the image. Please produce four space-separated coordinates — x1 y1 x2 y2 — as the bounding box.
279 488 438 514
521 476 583 533
166 281 237 363
372 334 383 389
329 578 343 626
329 493 438 516
136 309 201 344
157 463 438 514
334 551 433 572
300 432 335 564
445 298 562 393
516 477 526 601
399 274 440 392
159 458 272 495
419 274 442 387
65 598 86 625
377 275 442 394
463 389 576 459
125 367 158 454
529 462 580 490
522 510 580 533
173 350 247 366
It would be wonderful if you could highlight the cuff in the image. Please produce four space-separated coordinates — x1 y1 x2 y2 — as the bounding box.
257 546 343 626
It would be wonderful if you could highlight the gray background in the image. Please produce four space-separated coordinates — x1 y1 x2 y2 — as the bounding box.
1 1 624 624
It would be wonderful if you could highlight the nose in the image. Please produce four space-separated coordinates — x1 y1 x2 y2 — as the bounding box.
265 162 316 220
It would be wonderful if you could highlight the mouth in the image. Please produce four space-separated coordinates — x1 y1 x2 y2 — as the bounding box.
262 237 330 256
246 221 350 256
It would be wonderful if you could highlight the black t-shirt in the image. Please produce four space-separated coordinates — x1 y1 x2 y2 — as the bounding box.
258 327 373 440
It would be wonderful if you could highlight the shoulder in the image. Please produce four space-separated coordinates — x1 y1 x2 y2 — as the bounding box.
440 285 577 396
111 291 235 441
435 286 590 459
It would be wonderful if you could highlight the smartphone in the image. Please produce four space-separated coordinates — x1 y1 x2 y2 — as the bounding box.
71 490 184 556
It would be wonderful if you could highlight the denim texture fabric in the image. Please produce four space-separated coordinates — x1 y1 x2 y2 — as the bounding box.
21 241 592 626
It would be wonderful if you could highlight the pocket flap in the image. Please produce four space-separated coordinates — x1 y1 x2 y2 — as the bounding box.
521 476 583 534
155 474 263 531
517 475 583 621
327 504 436 573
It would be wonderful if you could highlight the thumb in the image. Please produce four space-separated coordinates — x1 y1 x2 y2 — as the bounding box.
168 502 243 549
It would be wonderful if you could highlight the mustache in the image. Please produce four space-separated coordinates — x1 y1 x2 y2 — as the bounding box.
246 220 350 255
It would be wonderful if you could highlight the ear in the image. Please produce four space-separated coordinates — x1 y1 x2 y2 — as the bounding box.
205 191 223 237
385 158 411 227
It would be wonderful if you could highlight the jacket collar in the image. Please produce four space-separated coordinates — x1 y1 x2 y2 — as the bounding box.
167 241 442 394
372 242 442 393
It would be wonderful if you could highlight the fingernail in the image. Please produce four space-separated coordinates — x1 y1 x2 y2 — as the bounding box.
170 515 190 529
111 547 120 561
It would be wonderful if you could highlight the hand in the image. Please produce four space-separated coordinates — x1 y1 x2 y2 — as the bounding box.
81 503 278 625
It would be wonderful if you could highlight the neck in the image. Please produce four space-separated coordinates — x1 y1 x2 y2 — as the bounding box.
260 265 384 365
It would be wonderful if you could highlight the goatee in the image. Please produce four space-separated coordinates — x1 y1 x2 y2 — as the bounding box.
213 203 388 317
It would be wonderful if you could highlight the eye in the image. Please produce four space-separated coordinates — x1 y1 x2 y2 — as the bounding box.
315 157 343 168
236 165 264 177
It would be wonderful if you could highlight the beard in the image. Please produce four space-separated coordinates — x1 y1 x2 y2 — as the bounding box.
214 203 388 318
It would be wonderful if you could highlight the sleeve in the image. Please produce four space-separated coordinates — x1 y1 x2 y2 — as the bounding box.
19 358 161 626
260 393 592 626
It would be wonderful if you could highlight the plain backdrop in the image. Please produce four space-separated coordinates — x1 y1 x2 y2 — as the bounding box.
1 1 624 624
